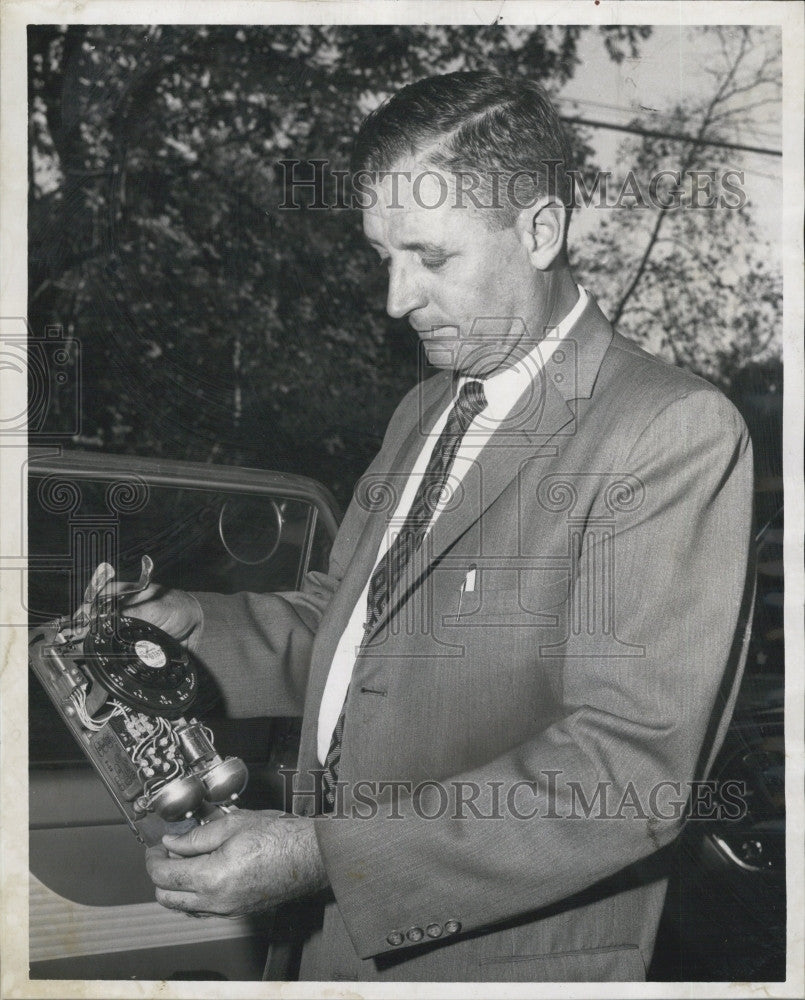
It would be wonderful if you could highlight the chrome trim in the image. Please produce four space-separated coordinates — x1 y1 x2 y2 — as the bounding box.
29 449 341 542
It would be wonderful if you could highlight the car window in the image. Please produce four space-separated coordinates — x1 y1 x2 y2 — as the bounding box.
28 471 333 765
29 476 330 618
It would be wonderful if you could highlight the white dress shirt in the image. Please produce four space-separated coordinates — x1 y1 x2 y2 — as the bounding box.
316 287 589 762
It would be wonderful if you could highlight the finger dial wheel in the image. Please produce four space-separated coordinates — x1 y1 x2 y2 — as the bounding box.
83 614 197 719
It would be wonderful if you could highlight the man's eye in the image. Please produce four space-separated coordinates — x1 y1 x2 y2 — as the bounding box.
420 256 448 271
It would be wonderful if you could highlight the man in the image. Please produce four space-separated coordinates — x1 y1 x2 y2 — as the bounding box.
130 72 754 982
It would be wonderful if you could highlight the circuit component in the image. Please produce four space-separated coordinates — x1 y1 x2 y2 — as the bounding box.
28 560 248 845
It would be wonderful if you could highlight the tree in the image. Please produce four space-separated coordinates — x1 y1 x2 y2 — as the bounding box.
28 24 651 505
572 26 782 389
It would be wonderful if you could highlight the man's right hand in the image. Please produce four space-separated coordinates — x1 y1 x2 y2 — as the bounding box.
116 583 204 652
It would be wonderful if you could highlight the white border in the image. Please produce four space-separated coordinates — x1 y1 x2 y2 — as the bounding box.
1 2 802 998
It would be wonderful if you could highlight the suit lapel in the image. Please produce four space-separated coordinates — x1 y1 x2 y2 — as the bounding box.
296 293 614 779
349 371 452 600
364 292 614 643
296 373 452 754
427 376 575 563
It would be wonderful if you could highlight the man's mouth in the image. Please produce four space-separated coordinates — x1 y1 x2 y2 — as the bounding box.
413 324 458 338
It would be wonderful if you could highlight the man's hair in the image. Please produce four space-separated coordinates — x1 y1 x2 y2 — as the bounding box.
351 71 574 230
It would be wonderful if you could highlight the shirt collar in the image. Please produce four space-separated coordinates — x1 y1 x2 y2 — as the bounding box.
458 285 588 420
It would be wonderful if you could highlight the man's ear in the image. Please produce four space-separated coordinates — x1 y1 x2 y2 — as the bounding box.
517 197 566 269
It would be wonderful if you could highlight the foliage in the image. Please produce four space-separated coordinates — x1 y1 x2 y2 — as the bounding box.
572 26 782 388
20 23 643 508
30 24 656 504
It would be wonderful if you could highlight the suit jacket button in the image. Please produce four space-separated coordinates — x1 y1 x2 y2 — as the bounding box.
426 923 443 938
444 919 461 935
386 931 404 946
406 927 424 942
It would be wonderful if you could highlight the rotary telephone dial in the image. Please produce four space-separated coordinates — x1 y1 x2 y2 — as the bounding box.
28 556 248 846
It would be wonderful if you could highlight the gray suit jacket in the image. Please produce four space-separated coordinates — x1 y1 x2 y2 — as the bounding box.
193 293 754 982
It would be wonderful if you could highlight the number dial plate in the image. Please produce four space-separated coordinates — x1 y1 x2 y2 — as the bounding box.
83 615 197 719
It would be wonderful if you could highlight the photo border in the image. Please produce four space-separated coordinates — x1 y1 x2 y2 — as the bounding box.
2 2 802 998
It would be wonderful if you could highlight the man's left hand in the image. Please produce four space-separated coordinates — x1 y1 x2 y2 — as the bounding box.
145 809 329 917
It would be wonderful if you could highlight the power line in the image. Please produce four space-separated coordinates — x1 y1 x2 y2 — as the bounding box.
557 95 781 142
561 115 782 158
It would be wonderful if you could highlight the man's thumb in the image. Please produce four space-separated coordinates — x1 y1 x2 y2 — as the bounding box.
162 815 233 856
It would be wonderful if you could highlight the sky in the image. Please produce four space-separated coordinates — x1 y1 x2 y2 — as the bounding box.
555 25 781 247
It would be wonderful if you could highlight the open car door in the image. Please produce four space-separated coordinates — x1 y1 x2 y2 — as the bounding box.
26 449 340 981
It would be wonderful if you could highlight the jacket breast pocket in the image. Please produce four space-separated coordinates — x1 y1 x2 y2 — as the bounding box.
443 567 570 628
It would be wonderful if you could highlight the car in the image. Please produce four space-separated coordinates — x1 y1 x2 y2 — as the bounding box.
26 449 340 980
649 501 785 982
26 450 785 981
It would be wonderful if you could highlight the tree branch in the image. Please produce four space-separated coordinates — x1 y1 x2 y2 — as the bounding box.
611 26 777 326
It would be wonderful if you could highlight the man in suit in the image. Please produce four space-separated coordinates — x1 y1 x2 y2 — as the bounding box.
135 72 755 981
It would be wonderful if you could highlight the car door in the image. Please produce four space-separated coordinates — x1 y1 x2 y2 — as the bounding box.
647 500 785 982
26 449 340 981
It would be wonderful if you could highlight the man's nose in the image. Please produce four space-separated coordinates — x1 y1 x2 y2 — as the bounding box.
386 260 426 319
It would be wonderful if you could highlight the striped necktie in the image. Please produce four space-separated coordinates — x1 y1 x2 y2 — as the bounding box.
321 380 487 810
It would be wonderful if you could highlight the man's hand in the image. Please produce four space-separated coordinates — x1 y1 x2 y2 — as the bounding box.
117 583 204 651
145 810 329 917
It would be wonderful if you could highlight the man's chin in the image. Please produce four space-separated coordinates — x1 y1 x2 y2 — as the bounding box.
421 341 460 371
422 340 505 377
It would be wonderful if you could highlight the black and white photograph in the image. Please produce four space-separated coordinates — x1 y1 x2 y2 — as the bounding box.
1 1 802 997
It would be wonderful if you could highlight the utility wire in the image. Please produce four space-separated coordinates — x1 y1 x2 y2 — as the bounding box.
557 95 781 141
561 115 782 157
